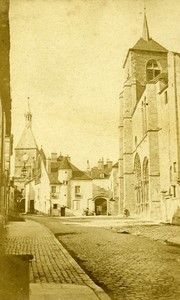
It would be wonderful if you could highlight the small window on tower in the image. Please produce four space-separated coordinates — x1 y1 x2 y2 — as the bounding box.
146 60 160 81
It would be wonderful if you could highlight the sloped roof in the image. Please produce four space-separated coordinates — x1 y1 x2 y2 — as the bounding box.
51 162 59 172
39 147 46 160
90 168 110 179
131 38 168 53
72 170 84 178
58 157 73 170
58 157 81 172
48 173 61 185
112 162 118 168
149 71 168 84
16 127 38 149
72 173 92 180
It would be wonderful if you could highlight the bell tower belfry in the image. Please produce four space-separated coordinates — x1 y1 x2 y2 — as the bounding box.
14 104 39 202
119 11 168 217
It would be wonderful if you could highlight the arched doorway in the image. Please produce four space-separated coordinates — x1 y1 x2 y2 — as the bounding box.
94 198 107 215
134 153 142 214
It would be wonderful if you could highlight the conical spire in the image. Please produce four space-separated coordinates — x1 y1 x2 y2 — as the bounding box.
24 99 32 129
142 9 150 41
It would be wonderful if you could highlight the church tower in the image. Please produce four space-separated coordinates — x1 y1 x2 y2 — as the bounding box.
14 105 39 199
119 11 168 219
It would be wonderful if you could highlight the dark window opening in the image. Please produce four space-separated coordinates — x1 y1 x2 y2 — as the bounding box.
146 60 160 81
164 91 168 104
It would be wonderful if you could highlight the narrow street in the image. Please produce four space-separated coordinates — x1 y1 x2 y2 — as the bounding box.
27 216 180 300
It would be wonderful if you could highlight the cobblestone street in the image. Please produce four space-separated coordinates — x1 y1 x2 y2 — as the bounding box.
29 216 180 300
4 219 110 300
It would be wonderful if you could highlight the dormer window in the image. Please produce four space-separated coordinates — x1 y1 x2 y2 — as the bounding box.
146 60 160 81
100 173 105 179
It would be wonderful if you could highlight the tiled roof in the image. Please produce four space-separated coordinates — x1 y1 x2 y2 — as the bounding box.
48 173 61 184
72 170 84 178
131 38 168 53
90 168 110 179
72 173 92 180
58 157 73 170
51 162 59 172
58 157 82 173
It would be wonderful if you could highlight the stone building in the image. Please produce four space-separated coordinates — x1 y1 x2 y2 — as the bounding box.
119 13 180 222
0 0 13 226
25 153 119 216
14 106 39 210
25 151 91 216
86 158 119 215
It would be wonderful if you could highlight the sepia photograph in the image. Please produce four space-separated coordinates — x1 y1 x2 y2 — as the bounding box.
0 0 180 299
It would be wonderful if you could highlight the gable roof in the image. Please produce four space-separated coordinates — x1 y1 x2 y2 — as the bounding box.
16 127 38 149
131 38 168 53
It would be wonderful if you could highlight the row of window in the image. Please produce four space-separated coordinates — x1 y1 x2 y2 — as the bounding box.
51 185 81 194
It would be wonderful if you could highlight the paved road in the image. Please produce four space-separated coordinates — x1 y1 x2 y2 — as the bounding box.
27 216 180 300
5 219 111 300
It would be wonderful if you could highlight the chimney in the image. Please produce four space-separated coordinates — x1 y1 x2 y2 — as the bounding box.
98 158 104 170
106 159 113 169
51 153 57 161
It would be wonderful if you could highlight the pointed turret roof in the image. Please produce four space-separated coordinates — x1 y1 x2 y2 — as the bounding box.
132 11 167 52
16 105 38 149
16 127 38 149
142 10 150 41
123 12 168 67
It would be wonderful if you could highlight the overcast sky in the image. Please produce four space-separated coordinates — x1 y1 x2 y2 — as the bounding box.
9 0 180 169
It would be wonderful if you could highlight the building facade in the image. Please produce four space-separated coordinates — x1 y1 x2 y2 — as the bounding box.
25 154 119 216
119 13 180 222
0 0 13 226
14 107 39 211
86 158 119 216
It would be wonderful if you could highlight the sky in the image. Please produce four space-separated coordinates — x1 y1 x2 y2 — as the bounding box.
9 0 180 170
